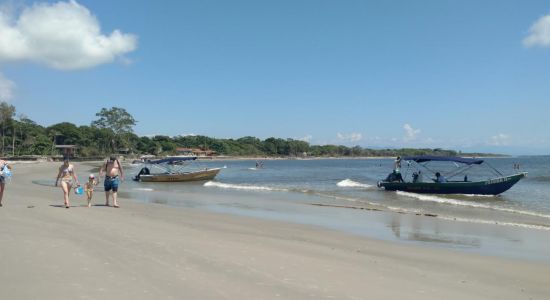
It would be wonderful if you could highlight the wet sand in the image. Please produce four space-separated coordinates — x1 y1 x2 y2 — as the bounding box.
0 162 549 299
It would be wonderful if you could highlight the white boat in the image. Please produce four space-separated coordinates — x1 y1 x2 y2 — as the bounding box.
133 157 221 182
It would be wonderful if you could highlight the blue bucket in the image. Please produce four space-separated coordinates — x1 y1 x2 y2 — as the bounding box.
74 186 84 195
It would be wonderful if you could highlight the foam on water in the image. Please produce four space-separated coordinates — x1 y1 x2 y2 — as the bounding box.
386 206 423 214
204 181 288 192
396 191 550 219
530 175 550 183
460 194 497 198
436 215 550 231
133 188 154 192
336 179 373 189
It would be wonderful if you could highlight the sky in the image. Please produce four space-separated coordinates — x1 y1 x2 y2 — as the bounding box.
1 0 550 155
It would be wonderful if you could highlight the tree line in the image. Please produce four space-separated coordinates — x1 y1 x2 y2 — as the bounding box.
0 101 486 158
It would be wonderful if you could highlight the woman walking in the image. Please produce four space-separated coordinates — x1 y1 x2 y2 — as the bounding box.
55 157 80 208
0 159 11 207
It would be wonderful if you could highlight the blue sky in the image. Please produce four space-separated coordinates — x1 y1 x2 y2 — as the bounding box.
1 0 550 154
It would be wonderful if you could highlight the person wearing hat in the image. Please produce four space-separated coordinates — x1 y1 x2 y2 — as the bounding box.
394 156 402 172
84 174 98 208
0 159 11 207
393 156 404 182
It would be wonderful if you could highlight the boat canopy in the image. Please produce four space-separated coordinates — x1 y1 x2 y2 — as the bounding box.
401 155 483 165
148 156 197 164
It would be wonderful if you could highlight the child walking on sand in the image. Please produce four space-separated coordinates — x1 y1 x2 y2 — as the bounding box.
84 174 98 207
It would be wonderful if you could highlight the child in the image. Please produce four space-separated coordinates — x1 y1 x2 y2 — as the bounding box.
84 174 98 207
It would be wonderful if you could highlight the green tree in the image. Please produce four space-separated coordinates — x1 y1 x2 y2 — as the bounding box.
0 102 15 156
91 107 137 152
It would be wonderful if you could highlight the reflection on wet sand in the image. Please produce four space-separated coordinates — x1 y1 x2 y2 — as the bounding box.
389 214 481 248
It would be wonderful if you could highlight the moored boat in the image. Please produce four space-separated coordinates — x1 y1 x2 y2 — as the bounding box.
377 156 527 195
133 156 222 183
138 168 221 182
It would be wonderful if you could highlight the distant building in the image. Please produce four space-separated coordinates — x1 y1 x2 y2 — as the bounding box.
118 148 131 155
55 145 78 158
176 148 217 157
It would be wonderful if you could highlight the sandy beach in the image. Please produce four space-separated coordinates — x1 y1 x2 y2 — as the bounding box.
0 162 549 299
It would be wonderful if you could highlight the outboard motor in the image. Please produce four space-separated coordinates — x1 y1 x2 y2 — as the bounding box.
133 167 151 181
385 172 397 182
384 170 403 183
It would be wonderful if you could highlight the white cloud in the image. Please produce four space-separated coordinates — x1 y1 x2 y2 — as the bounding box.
297 135 312 142
523 14 550 47
0 0 137 70
336 132 362 143
403 123 420 141
0 72 15 101
489 133 510 146
177 133 197 137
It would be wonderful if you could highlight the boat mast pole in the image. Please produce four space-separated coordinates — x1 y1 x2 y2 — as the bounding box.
484 161 503 176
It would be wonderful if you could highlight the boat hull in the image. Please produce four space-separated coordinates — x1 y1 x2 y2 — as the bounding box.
377 173 527 195
138 168 221 182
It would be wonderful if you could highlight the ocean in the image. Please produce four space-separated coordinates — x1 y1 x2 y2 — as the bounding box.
37 156 550 261
127 156 550 229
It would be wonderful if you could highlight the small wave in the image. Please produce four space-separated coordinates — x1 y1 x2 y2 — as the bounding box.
309 192 387 209
203 181 288 192
437 216 550 231
529 175 550 183
290 188 316 194
386 206 423 214
133 188 154 192
460 194 496 198
336 179 373 189
396 191 550 219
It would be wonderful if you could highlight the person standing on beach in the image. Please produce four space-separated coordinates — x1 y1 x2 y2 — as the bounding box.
0 159 11 207
99 156 124 208
55 157 80 208
84 174 98 208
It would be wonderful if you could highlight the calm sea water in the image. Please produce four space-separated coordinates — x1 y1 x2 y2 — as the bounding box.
123 156 550 230
34 156 550 260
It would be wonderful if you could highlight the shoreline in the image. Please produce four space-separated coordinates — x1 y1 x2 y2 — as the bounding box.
3 154 513 164
1 162 549 299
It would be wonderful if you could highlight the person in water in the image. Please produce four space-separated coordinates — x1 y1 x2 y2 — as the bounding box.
55 157 80 208
393 156 404 182
84 174 98 208
435 172 447 183
394 156 402 172
0 159 11 207
412 170 423 183
99 156 124 208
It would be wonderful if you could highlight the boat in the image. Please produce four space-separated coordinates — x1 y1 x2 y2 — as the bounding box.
133 156 221 182
377 156 527 195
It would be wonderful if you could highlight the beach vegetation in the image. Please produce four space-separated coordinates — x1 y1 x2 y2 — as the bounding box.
0 103 497 158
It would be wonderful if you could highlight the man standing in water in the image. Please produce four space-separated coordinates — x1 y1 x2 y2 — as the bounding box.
100 156 124 208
